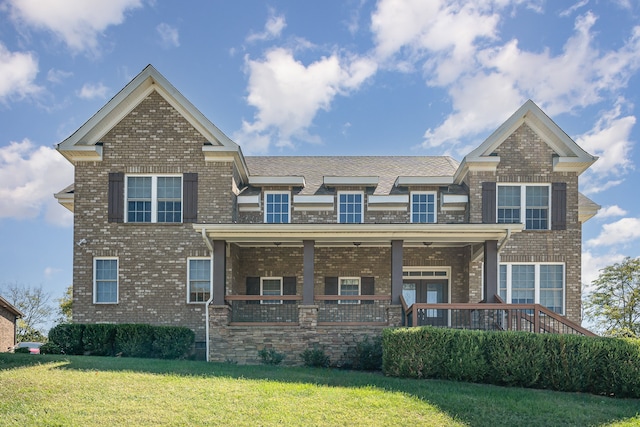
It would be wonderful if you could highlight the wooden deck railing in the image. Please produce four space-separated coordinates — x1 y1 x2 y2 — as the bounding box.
315 295 391 325
226 295 302 325
400 295 594 336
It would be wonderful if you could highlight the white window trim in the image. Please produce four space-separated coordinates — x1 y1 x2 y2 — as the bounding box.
497 183 551 230
410 191 437 224
186 257 212 304
263 191 291 224
337 191 364 224
260 277 283 304
500 263 565 314
93 257 119 304
338 276 361 304
125 174 183 223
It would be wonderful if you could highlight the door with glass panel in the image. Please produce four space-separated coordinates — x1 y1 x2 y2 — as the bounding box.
402 280 448 326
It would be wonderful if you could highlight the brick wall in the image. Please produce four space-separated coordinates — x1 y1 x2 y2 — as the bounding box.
0 307 17 352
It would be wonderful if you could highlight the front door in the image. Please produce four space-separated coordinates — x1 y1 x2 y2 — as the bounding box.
403 279 448 326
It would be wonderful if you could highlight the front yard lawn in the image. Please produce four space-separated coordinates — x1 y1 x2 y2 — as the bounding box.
0 354 638 426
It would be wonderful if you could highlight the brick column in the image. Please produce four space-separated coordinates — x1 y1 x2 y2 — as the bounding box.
387 305 403 327
299 305 318 328
391 240 403 305
213 240 226 305
303 240 315 305
483 240 498 303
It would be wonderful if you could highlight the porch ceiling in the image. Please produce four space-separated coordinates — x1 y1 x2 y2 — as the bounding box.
193 223 524 247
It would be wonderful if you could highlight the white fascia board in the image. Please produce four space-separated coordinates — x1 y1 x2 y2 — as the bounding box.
293 195 334 211
441 194 468 204
54 192 75 212
57 144 103 162
237 194 260 212
395 176 454 186
323 176 379 186
249 176 305 187
553 156 598 175
367 195 408 211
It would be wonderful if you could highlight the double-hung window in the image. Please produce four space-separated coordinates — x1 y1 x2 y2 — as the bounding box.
497 185 549 230
339 277 360 304
499 263 564 313
338 192 363 223
188 258 211 303
126 175 182 223
94 258 118 304
411 192 436 223
261 277 283 304
264 192 290 224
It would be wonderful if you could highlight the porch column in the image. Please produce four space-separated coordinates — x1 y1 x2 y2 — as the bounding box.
213 240 226 305
483 240 498 303
303 240 315 304
391 240 403 305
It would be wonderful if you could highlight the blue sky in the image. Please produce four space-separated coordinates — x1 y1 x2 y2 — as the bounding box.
1 0 639 311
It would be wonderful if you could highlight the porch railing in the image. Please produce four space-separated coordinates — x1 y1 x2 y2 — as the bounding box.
401 296 595 336
315 295 391 325
226 295 302 325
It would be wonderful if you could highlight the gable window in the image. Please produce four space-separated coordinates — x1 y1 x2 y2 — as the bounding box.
261 277 282 304
497 185 549 230
94 258 118 304
339 277 360 304
264 192 290 224
500 263 564 314
411 192 436 223
338 192 363 223
188 258 211 303
126 175 182 223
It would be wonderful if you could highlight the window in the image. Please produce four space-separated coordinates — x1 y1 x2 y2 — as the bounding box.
126 175 182 223
497 185 549 230
339 277 360 304
261 277 282 304
94 258 118 304
264 192 290 223
411 192 436 223
338 192 363 223
499 263 564 313
188 258 211 303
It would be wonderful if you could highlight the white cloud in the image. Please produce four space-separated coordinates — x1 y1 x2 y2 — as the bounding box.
46 68 73 84
5 0 143 54
236 48 377 153
582 251 626 290
77 82 109 100
0 139 74 226
246 10 286 43
0 42 41 102
586 218 640 248
596 205 628 219
44 266 62 279
157 23 179 48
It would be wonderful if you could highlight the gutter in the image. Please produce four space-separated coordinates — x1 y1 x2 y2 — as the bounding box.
201 228 215 362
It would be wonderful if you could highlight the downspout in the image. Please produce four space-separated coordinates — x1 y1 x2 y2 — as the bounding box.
497 228 511 253
201 228 215 362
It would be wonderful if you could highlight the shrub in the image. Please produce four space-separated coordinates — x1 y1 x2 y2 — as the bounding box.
258 348 285 365
83 324 117 356
48 323 85 355
300 345 330 368
152 326 195 359
352 336 383 371
40 342 62 355
14 347 30 354
114 324 155 358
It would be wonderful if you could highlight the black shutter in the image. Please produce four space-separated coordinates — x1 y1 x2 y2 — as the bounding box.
108 172 124 223
246 277 260 305
183 173 198 223
283 276 297 304
361 277 374 305
324 277 338 304
552 182 567 230
482 182 496 224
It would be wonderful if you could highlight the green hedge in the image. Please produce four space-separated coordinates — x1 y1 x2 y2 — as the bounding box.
48 323 195 360
383 327 640 398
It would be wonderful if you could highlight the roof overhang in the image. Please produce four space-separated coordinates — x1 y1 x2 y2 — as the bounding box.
324 176 379 186
0 296 23 318
194 223 524 247
54 184 75 212
248 176 306 187
395 176 454 186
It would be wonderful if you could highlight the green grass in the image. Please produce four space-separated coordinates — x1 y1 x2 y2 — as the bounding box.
0 354 638 426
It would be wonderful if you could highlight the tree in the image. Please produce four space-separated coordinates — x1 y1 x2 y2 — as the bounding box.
584 257 640 337
0 282 54 342
57 285 72 323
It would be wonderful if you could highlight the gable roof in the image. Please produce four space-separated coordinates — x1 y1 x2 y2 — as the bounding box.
455 100 598 182
0 296 23 318
57 65 247 177
245 156 459 195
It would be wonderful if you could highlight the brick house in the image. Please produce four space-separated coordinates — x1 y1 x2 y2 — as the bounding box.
0 296 23 352
55 65 599 364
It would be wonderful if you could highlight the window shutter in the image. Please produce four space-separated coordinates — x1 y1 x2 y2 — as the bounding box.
361 276 374 305
551 182 567 230
108 172 124 223
482 182 496 224
283 276 297 304
246 276 260 305
324 277 338 304
183 173 198 223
